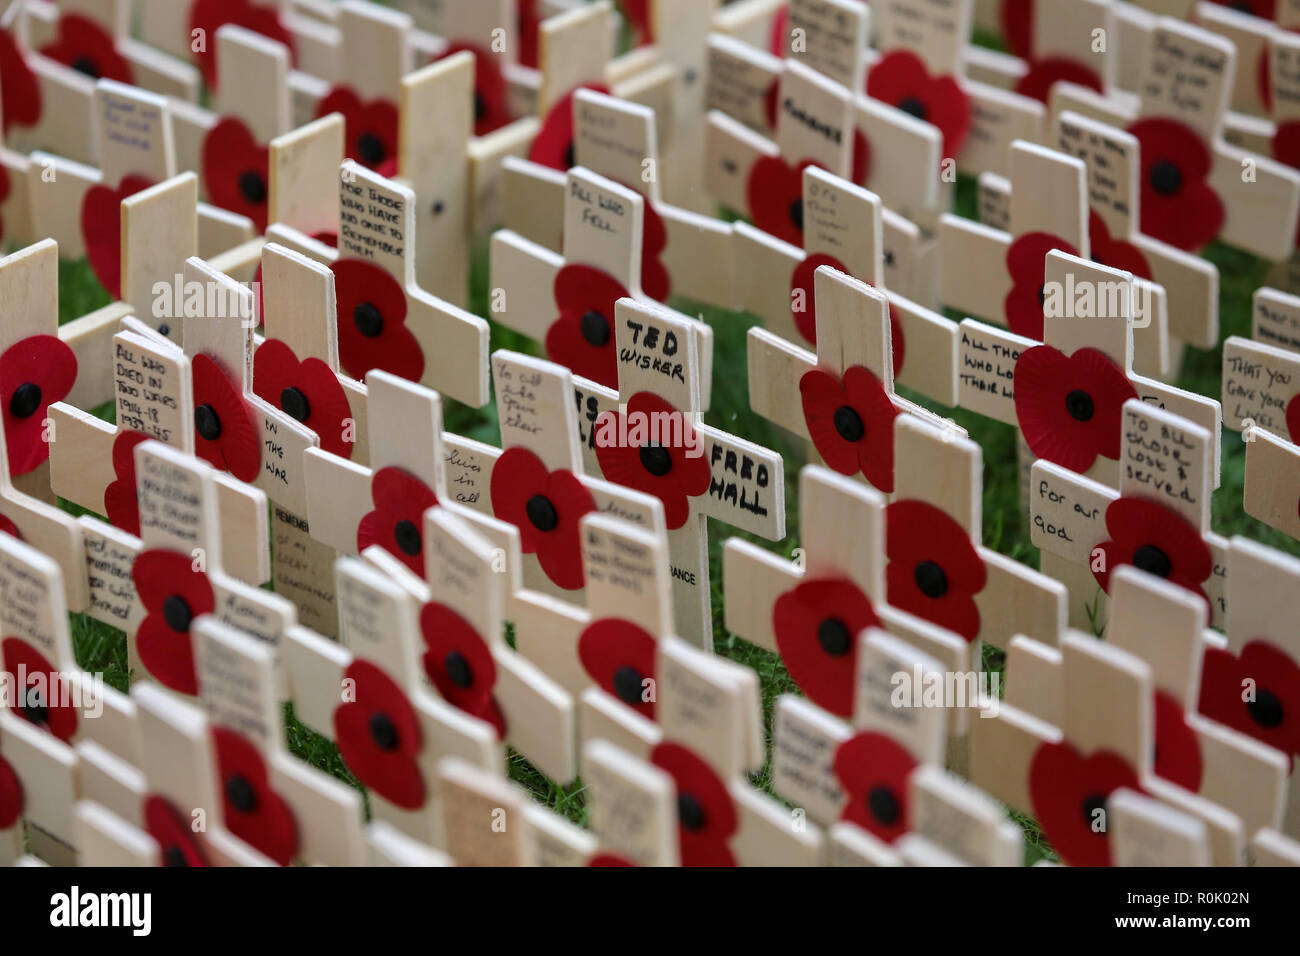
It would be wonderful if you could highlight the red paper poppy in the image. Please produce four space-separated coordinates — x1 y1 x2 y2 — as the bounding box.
1029 742 1141 867
799 366 901 491
517 0 541 69
1091 497 1213 607
587 852 638 866
577 617 658 719
650 741 737 867
1015 57 1103 105
834 731 917 844
0 164 10 245
0 334 77 476
82 174 155 297
641 199 670 301
867 50 971 158
773 577 880 717
143 795 209 867
1 637 78 742
333 658 426 809
1271 121 1300 245
132 549 215 695
1004 231 1079 340
201 117 270 232
545 264 628 388
190 0 295 90
191 353 259 482
790 252 905 373
437 42 512 136
0 514 19 540
252 338 354 458
1087 210 1152 280
331 258 424 383
1014 345 1136 473
1287 393 1300 444
769 5 789 57
103 430 149 534
1152 690 1203 790
418 601 506 738
1127 118 1224 252
0 751 21 829
0 27 41 133
885 499 987 641
489 446 596 590
356 467 439 576
40 13 132 85
316 87 399 177
1199 640 1300 758
745 156 813 246
528 83 612 171
621 0 654 46
1208 0 1276 17
999 0 1033 59
212 727 298 866
593 392 711 531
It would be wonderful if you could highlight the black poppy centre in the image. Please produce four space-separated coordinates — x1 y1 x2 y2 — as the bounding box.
353 299 385 339
239 169 267 205
833 404 865 443
163 594 194 633
897 96 928 123
9 382 42 421
225 774 259 814
867 785 901 826
162 845 190 867
71 56 101 79
817 616 853 657
1064 389 1095 423
1247 686 1285 730
444 650 474 690
195 403 223 441
369 711 400 752
393 519 422 557
280 386 312 424
639 442 673 478
526 494 559 532
677 792 707 832
1080 792 1108 828
613 665 644 706
1149 160 1182 198
1131 544 1172 579
913 560 949 599
358 132 388 168
580 309 610 347
21 679 48 727
788 196 804 233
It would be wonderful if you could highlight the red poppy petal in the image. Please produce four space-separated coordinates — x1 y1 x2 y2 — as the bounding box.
746 155 807 246
1153 691 1203 790
833 731 917 843
578 617 658 718
1 334 78 476
0 753 22 829
190 0 295 89
41 14 133 85
192 353 260 482
1029 742 1140 867
1129 118 1224 252
533 468 597 590
135 614 200 694
81 175 155 298
800 369 861 476
1015 57 1104 105
774 577 879 716
332 258 424 382
2 637 78 742
212 728 297 866
201 117 270 232
0 28 42 132
650 741 738 845
143 795 209 866
252 339 355 459
790 253 846 346
419 602 498 709
842 366 901 493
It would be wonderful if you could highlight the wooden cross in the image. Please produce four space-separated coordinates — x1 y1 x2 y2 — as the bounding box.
5 0 198 162
894 765 1025 866
578 633 837 866
1030 398 1229 633
576 297 785 646
0 696 80 864
1047 15 1300 261
958 252 1220 524
282 547 505 846
704 0 945 228
502 87 738 310
192 616 369 865
724 462 971 722
992 0 1114 105
1108 788 1213 866
738 168 960 411
1049 108 1220 351
1104 562 1293 841
491 165 713 395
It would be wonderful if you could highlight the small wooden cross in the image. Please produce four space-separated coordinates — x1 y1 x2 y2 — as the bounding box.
577 297 785 646
739 169 960 410
1048 15 1300 261
491 165 713 395
282 549 504 846
193 616 368 864
1030 398 1229 632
